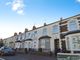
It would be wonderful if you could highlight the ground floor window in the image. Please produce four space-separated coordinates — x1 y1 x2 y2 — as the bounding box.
39 38 50 52
66 37 70 50
72 36 80 50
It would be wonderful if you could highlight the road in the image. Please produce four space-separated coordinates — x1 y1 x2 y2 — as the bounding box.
0 53 56 60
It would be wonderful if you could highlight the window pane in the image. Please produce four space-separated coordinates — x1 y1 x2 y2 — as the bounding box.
72 36 80 50
66 37 70 49
52 25 59 33
69 20 77 31
43 28 47 35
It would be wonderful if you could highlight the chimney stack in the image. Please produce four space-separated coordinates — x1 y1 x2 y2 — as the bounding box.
14 32 17 36
44 23 47 26
24 28 28 32
19 32 22 34
32 26 36 30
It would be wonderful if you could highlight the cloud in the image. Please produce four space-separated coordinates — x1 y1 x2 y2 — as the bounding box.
17 9 24 15
6 0 25 15
6 2 11 6
77 0 80 2
12 0 25 15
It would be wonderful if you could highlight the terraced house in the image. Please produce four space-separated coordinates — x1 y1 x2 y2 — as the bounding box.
3 14 80 54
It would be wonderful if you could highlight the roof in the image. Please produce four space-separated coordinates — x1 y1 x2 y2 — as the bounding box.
25 14 80 32
3 14 80 39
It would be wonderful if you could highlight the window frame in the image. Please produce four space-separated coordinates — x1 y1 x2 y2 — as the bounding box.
68 20 77 31
52 25 59 33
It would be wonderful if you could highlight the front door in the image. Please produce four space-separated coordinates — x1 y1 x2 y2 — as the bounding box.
61 40 66 53
54 39 59 55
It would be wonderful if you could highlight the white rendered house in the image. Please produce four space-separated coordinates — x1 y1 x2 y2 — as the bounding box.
3 14 80 54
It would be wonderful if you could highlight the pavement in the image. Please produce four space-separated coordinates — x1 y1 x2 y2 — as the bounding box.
0 53 56 60
0 58 5 60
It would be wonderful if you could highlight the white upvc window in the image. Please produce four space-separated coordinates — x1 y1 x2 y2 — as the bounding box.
22 33 25 40
52 25 59 33
72 36 80 50
16 35 18 40
66 37 70 50
42 28 47 35
41 40 45 48
34 31 37 34
68 20 77 31
18 34 22 40
25 33 28 39
27 33 31 38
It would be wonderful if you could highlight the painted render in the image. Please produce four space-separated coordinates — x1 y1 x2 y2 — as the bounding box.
3 14 80 53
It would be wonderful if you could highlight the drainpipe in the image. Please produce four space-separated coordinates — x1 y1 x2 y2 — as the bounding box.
59 17 63 51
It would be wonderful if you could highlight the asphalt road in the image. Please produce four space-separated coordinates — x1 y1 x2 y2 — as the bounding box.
0 53 56 60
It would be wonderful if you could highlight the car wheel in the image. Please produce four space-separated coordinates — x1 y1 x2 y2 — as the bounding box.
1 52 4 56
0 52 2 55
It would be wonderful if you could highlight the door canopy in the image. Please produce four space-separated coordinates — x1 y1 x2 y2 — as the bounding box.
64 30 80 36
39 35 51 40
23 39 32 42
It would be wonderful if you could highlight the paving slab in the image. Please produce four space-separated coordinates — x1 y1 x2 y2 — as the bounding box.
0 53 56 60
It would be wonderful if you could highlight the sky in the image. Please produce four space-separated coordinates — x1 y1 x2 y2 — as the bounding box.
0 0 80 39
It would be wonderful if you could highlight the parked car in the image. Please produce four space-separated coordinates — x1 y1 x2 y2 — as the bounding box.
0 46 5 51
0 46 15 56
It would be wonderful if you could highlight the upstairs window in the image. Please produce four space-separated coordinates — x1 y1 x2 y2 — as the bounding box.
34 31 37 34
22 34 25 40
34 31 37 37
16 36 18 40
42 28 47 35
18 34 22 40
31 31 37 38
27 33 31 38
31 33 34 38
52 25 59 33
68 20 77 31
